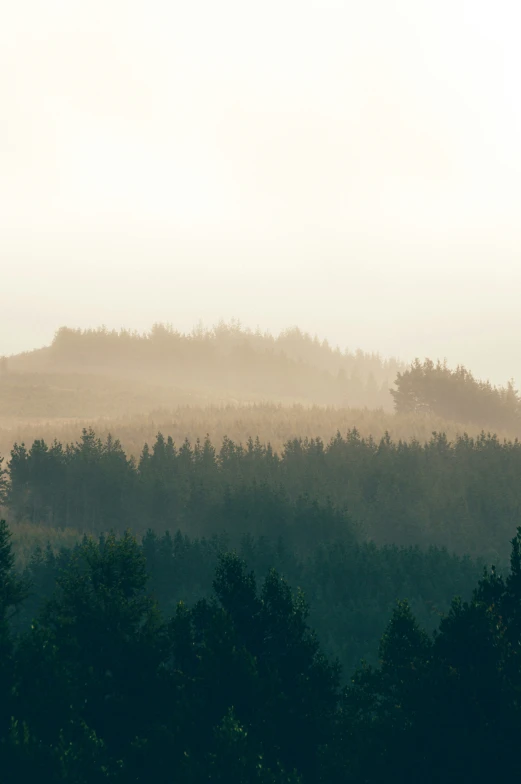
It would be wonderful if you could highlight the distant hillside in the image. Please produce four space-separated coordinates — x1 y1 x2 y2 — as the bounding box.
1 323 402 414
0 372 210 419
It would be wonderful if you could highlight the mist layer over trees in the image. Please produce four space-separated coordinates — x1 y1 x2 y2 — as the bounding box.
3 323 399 411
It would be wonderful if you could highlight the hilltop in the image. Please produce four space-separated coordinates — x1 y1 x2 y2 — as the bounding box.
0 322 401 417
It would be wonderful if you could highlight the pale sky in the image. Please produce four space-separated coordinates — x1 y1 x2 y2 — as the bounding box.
1 0 521 384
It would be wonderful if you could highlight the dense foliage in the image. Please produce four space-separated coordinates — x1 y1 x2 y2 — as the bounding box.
1 519 521 783
393 358 521 430
6 427 521 559
17 528 483 677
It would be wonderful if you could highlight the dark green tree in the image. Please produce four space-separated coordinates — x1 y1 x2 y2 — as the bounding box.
15 530 163 775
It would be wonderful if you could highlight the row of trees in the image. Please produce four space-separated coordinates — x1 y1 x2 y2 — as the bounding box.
5 427 521 558
1 519 521 782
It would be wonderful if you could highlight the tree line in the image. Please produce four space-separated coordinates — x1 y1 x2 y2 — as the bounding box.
1 518 521 782
5 427 521 559
2 403 499 474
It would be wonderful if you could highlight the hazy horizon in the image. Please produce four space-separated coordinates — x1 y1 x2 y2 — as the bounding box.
2 1 521 385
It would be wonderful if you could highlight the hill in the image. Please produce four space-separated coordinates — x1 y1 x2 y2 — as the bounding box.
1 323 400 415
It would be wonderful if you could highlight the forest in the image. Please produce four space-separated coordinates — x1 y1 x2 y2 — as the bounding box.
1 517 520 782
4 427 521 559
2 325 521 782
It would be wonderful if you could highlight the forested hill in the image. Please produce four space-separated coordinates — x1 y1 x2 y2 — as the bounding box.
4 324 519 428
2 323 401 410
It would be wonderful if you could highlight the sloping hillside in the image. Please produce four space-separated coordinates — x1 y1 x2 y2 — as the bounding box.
1 323 401 416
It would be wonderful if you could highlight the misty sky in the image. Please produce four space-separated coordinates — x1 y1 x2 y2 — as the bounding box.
2 0 521 384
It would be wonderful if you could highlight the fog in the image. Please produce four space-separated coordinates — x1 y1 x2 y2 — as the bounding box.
2 0 520 384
